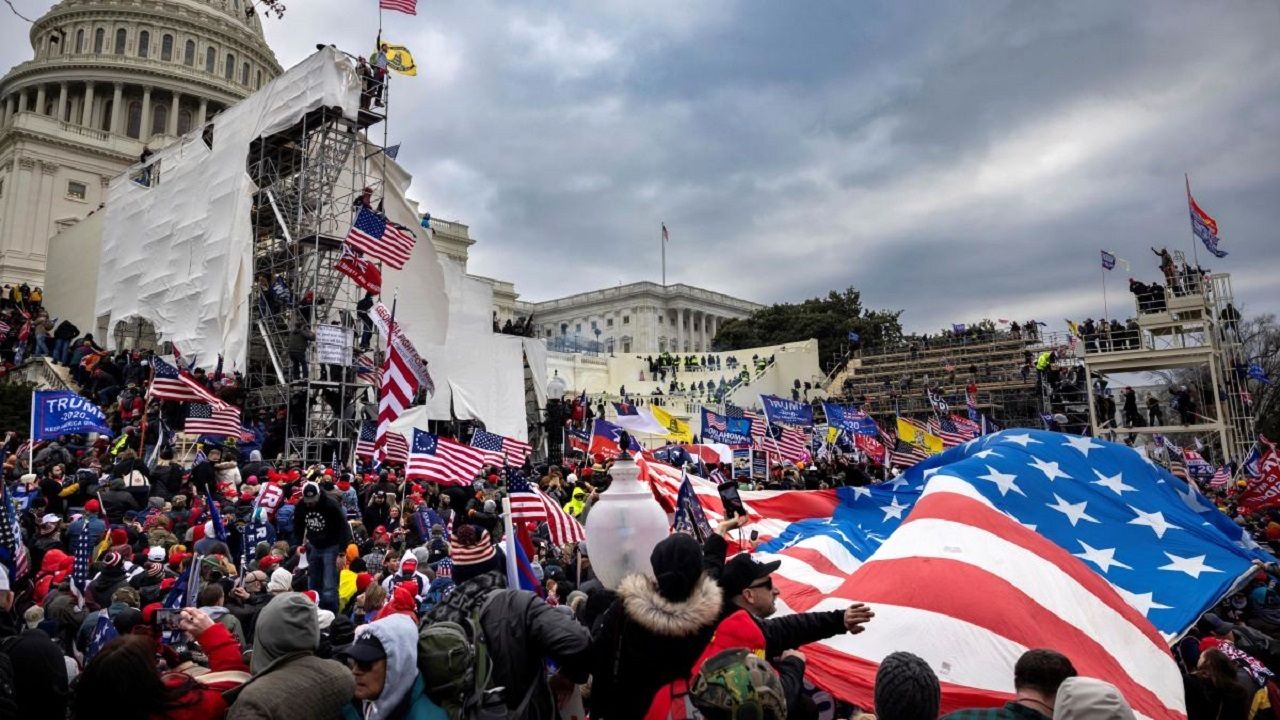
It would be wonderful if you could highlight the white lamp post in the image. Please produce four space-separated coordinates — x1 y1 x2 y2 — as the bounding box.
584 434 671 589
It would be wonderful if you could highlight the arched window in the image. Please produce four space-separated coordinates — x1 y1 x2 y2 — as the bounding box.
152 104 168 136
126 101 141 138
241 62 249 85
177 109 192 135
184 39 195 66
114 28 126 55
137 30 149 58
224 53 235 80
94 28 105 53
75 29 84 53
205 47 215 72
161 34 173 61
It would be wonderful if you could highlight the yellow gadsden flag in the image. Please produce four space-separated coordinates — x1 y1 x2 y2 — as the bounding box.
379 43 417 76
897 417 944 455
650 405 694 443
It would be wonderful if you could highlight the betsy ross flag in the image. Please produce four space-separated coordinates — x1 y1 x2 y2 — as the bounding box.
1186 175 1228 259
184 403 248 439
508 470 585 545
379 0 416 16
335 244 382 294
150 357 226 408
346 207 415 269
407 429 486 486
470 429 532 468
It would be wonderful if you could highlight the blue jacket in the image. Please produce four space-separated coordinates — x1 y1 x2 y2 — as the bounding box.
341 672 447 720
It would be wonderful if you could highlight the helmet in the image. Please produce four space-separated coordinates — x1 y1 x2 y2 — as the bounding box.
689 649 785 720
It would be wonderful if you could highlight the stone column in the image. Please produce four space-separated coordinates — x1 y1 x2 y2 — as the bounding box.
12 159 36 252
196 97 207 126
139 86 152 138
34 161 59 256
168 91 180 135
110 82 123 134
2 95 13 125
80 81 95 126
55 82 67 122
34 85 47 116
673 308 682 353
17 89 28 113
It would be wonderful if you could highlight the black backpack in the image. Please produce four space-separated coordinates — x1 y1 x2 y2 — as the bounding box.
0 635 22 718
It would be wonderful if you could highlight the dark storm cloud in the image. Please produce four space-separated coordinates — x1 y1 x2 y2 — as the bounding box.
4 1 1276 330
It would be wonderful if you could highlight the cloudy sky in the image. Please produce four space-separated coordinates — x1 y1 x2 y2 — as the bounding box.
6 1 1279 332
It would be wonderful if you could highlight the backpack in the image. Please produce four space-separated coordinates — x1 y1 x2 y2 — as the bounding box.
418 593 539 720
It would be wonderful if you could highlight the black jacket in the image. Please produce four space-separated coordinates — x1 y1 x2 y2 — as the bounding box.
293 494 352 550
428 570 591 720
589 574 723 720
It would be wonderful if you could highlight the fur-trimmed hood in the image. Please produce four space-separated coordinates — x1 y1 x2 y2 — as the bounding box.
618 573 722 637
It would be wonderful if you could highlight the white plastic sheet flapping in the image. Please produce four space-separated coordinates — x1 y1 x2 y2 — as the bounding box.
95 48 362 369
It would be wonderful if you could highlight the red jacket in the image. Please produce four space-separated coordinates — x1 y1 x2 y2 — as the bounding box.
154 622 249 720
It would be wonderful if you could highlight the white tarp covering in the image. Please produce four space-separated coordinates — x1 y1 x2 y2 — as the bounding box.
95 47 362 368
522 337 549 410
386 260 530 441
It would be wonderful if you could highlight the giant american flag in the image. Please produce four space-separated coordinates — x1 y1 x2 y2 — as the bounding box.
508 470 585 545
470 429 532 468
150 357 226 408
406 429 485 486
642 431 1273 716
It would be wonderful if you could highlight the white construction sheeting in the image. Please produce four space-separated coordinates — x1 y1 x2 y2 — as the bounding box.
95 47 362 368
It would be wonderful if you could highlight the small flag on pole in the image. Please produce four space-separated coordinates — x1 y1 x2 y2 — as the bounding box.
661 223 669 243
1101 250 1116 270
384 143 400 160
1186 175 1228 258
378 0 416 16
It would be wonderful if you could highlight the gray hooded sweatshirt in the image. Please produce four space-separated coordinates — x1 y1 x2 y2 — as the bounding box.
352 614 420 719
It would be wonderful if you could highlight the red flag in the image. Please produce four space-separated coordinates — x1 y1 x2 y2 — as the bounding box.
335 244 382 294
1238 448 1280 513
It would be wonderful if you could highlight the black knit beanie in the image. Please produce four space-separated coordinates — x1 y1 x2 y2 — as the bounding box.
874 651 941 720
649 534 703 602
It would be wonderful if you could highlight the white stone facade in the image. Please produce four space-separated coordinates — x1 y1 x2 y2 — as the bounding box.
516 282 762 355
0 0 281 285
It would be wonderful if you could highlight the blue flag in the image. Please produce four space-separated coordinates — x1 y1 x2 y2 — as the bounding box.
759 394 814 427
32 390 113 439
701 408 752 446
673 474 714 542
162 560 199 644
823 403 878 437
757 430 1274 638
1248 364 1272 385
509 532 542 596
846 331 860 343
205 488 227 542
86 611 118 663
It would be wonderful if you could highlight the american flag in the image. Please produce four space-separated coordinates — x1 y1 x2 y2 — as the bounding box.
508 470 585 545
407 429 486 486
375 335 419 464
926 416 969 448
184 403 248 439
383 430 410 465
355 420 377 460
0 321 9 337
354 353 381 385
150 357 227 408
470 429 532 468
379 0 416 15
0 478 30 582
1210 465 1231 488
642 432 1267 717
880 426 928 467
346 207 415 270
950 414 982 438
70 517 93 604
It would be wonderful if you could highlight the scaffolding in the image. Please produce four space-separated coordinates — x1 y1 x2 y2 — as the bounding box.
244 103 387 463
1082 267 1254 465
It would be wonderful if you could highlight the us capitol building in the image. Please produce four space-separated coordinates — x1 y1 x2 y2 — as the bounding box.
0 0 761 354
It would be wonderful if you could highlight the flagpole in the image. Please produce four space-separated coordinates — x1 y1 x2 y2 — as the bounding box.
28 393 35 471
1185 174 1201 270
661 223 666 287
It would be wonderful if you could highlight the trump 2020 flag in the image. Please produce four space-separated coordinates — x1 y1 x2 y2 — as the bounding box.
33 390 112 439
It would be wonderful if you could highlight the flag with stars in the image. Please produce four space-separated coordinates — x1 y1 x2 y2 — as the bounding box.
470 429 533 468
642 430 1271 710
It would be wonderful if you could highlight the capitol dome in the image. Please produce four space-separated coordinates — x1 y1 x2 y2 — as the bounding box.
0 0 283 284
